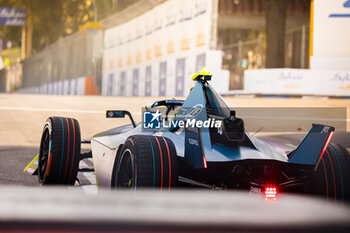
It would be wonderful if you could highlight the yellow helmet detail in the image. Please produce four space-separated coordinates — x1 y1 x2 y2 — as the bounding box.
192 67 213 81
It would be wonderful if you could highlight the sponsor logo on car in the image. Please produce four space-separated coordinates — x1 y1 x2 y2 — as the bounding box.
188 138 199 146
142 109 222 130
143 110 161 129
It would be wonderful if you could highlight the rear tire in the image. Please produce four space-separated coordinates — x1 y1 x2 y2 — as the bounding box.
112 135 178 189
38 117 81 185
310 143 350 202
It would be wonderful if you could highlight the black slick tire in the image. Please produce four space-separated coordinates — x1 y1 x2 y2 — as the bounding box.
112 135 178 189
38 116 81 185
310 143 350 202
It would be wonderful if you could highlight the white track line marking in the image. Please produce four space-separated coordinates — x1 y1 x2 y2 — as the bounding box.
0 106 142 116
242 116 350 122
79 160 97 185
79 161 94 170
26 168 35 174
0 106 342 121
83 173 97 185
0 106 104 114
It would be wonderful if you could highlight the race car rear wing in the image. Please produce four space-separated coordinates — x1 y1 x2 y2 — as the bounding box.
288 124 334 168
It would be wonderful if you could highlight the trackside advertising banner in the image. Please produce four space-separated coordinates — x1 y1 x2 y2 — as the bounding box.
244 69 350 97
102 0 229 97
311 0 350 70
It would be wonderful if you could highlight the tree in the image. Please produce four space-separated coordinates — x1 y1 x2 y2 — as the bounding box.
0 0 140 54
265 0 288 68
94 0 140 20
0 0 94 53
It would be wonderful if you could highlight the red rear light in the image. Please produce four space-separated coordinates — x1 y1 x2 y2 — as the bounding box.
265 186 278 200
202 155 207 168
319 131 334 159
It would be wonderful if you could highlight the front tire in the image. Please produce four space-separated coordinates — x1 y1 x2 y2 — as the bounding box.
112 135 178 189
38 117 81 185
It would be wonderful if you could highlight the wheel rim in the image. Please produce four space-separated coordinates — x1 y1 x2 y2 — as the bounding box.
38 128 50 182
117 149 135 188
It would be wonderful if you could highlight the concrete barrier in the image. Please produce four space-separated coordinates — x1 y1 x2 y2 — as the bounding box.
17 76 100 95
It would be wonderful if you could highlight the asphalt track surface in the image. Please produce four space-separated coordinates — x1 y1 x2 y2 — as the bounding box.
1 94 350 232
0 93 350 186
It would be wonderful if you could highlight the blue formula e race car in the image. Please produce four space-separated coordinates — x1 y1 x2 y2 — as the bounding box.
25 68 350 202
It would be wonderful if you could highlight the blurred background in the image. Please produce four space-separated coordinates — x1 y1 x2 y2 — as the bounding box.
2 0 347 98
0 0 348 143
0 0 349 184
0 2 349 231
0 0 348 141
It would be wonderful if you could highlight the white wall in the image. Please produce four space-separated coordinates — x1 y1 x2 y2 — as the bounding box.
17 77 89 95
311 0 350 70
102 0 229 96
245 69 350 96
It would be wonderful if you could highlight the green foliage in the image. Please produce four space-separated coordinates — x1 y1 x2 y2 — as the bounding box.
0 0 139 54
2 47 21 64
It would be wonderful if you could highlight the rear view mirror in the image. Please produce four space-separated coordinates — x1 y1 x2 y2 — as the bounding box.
106 110 136 128
106 110 125 118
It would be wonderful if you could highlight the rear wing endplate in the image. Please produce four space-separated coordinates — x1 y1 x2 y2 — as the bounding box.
288 124 334 167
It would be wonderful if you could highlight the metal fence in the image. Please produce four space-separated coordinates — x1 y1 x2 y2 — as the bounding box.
221 25 309 90
0 68 7 92
285 24 309 69
0 62 22 93
221 35 264 90
21 29 103 89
